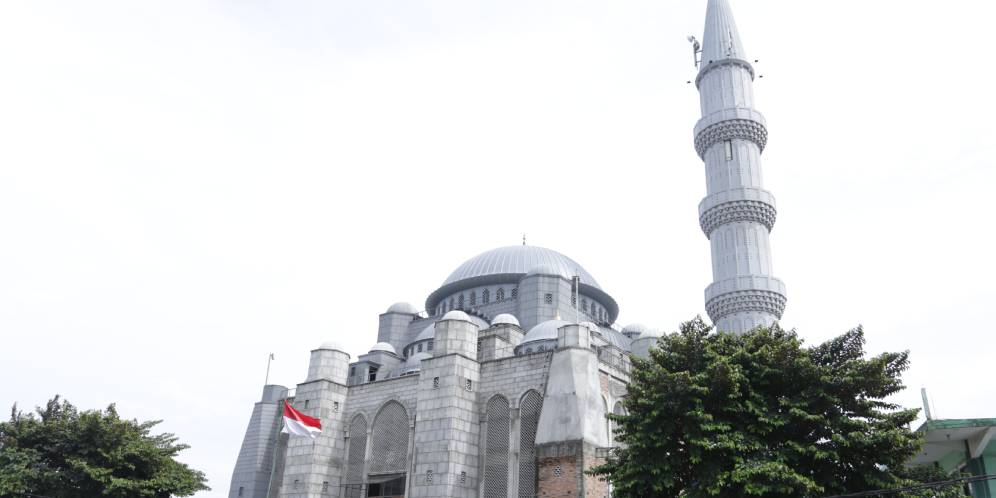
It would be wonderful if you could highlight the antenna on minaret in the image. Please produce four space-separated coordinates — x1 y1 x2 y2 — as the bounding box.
687 35 702 67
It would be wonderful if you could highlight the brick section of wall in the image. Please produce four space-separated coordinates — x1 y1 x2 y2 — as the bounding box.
582 452 608 498
535 441 609 498
538 453 579 497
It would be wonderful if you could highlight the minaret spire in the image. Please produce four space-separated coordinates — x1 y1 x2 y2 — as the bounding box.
701 0 746 65
693 0 786 334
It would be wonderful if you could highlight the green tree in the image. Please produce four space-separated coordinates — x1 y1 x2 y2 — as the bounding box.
0 396 209 498
591 318 944 498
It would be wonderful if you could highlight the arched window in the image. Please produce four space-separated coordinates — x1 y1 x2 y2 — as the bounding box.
344 415 368 497
458 294 464 309
583 299 589 314
483 396 510 498
470 291 477 306
518 391 543 498
370 402 410 474
449 298 455 311
482 289 490 304
511 287 518 300
612 401 626 447
496 288 505 302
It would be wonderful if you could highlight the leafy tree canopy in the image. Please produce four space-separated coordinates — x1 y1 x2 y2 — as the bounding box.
0 396 209 498
592 318 959 498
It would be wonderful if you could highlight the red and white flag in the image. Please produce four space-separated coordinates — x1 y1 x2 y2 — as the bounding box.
282 401 322 438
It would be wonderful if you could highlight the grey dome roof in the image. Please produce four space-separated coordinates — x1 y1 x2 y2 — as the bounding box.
521 319 570 345
526 263 562 278
491 314 520 327
426 246 619 323
580 321 600 332
443 245 600 288
639 328 664 339
622 323 650 337
370 342 397 354
386 302 418 314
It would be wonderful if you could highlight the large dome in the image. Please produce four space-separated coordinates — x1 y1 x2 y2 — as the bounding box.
425 245 619 323
443 245 601 289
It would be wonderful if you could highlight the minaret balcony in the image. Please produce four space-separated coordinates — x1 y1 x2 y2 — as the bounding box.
698 187 777 237
694 108 767 159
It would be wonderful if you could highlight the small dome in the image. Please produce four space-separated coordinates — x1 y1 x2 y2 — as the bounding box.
491 314 520 327
639 328 663 339
442 310 471 322
386 302 418 314
370 342 397 354
522 319 570 344
411 315 489 345
622 323 649 338
318 340 345 351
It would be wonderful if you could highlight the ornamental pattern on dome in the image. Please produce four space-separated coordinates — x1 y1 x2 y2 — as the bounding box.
442 246 601 289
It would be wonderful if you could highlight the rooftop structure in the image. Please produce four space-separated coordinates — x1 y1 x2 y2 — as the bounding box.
227 1 793 497
694 0 787 334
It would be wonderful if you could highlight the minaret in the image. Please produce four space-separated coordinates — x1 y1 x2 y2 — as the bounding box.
693 0 786 334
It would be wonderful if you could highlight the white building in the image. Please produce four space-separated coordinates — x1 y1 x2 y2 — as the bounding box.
228 1 785 496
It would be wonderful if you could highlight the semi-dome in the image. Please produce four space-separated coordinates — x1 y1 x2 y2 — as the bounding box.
370 342 397 354
386 302 418 314
401 352 432 374
639 328 663 339
491 314 520 327
414 323 436 343
521 319 570 345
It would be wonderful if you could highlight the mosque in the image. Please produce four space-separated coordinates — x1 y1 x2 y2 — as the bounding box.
228 0 786 496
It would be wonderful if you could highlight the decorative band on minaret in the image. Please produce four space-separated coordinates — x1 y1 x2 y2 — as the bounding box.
694 0 786 334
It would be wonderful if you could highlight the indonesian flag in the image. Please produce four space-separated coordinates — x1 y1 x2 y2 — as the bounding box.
282 401 322 438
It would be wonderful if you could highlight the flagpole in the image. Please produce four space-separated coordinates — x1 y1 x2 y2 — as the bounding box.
264 353 274 385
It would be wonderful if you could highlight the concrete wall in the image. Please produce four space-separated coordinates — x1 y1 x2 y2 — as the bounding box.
229 385 288 498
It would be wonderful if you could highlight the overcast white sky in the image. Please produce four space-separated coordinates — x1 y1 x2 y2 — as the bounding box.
1 0 994 495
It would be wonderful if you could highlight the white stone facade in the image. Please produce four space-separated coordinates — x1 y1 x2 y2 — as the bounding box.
695 0 787 334
227 1 793 495
228 246 637 498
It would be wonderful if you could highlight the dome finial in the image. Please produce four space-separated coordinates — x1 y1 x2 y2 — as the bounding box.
522 234 526 246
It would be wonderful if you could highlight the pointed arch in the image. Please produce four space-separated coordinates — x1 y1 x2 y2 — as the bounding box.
345 414 368 491
369 401 410 474
611 400 626 447
517 390 543 498
483 395 510 498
